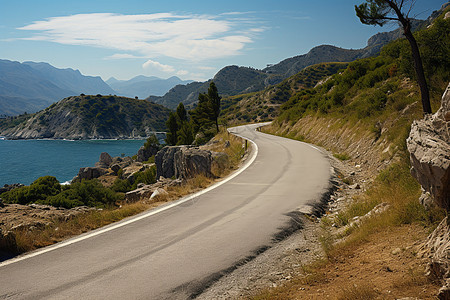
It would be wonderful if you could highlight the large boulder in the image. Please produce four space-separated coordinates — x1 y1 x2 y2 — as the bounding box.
95 152 113 168
155 146 213 180
125 185 154 203
174 147 212 179
136 144 159 162
75 167 106 181
155 146 180 179
407 83 450 210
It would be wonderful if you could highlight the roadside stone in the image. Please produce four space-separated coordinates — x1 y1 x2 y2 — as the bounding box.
349 183 361 189
391 248 401 255
125 185 153 203
150 188 169 201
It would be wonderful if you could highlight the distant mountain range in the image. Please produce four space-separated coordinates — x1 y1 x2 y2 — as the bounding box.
0 60 115 116
106 75 193 99
147 19 425 110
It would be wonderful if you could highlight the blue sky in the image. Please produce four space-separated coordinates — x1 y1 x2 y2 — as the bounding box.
0 0 445 81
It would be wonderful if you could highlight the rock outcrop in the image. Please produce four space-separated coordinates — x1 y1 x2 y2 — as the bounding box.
136 144 159 162
408 83 450 299
155 146 213 180
407 83 450 210
76 167 106 181
125 178 181 203
95 152 113 168
420 217 450 300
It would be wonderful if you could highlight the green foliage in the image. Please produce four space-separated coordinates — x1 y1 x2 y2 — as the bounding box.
143 133 160 150
220 62 348 125
208 82 221 131
2 176 61 205
177 120 194 145
333 153 351 161
2 175 124 209
111 178 132 193
131 166 157 190
165 112 178 145
355 0 391 27
277 15 448 123
176 102 187 122
42 180 120 208
111 165 157 192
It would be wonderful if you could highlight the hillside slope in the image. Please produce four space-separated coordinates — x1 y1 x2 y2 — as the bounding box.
0 95 170 139
220 62 348 125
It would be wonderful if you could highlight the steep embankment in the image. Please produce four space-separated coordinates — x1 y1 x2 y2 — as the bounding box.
0 95 171 139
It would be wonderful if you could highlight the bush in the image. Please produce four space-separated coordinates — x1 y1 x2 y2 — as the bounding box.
132 166 157 190
41 180 120 208
2 176 61 205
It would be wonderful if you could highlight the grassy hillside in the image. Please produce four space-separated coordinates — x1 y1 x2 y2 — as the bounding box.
220 62 348 125
270 11 449 150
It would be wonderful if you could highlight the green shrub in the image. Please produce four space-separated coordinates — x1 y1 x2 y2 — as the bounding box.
111 178 133 193
41 180 120 208
132 166 157 190
2 176 61 205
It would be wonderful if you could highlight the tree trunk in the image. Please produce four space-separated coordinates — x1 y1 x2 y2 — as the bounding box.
386 0 432 114
403 27 432 114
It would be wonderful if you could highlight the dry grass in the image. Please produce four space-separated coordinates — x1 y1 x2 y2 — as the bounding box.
250 158 443 299
336 283 379 300
14 202 150 253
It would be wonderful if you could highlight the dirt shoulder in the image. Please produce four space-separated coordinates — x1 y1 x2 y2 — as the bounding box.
197 146 440 299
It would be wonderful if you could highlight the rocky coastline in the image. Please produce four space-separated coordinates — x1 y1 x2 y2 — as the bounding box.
0 133 241 257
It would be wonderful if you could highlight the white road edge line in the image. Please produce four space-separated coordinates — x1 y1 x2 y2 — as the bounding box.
0 128 259 268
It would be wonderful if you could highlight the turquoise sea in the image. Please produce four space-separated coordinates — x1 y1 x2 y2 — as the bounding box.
0 139 146 186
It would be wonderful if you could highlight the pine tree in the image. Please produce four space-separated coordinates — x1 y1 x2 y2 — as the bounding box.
207 82 221 132
165 112 178 145
355 0 431 114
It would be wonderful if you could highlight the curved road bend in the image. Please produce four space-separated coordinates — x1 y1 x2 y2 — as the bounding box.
0 123 331 300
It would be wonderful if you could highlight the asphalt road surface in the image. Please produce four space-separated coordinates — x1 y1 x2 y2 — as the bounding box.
0 124 331 299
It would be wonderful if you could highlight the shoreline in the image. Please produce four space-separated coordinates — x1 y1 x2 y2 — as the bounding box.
0 133 166 141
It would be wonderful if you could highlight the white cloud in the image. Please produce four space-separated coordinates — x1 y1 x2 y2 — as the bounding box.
142 59 175 73
104 53 143 60
176 70 189 76
18 12 264 61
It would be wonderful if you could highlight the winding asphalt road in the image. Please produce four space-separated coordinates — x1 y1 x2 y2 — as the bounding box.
0 124 331 299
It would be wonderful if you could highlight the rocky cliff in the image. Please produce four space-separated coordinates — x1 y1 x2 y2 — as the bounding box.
0 95 171 139
407 83 450 299
407 83 450 210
